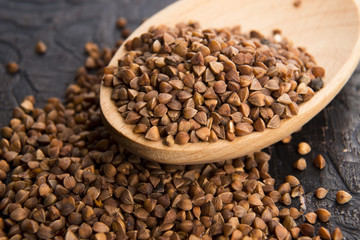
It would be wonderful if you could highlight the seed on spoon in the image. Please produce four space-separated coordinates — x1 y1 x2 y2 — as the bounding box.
105 22 324 145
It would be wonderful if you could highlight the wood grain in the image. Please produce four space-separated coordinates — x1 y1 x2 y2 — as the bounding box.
101 0 360 164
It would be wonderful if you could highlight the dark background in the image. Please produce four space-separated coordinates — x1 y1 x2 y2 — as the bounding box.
0 0 359 238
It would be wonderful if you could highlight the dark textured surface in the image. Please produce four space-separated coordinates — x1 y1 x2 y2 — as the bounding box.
0 0 359 238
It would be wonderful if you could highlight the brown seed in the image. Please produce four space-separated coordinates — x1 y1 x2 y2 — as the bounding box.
93 222 110 233
247 194 263 206
241 212 256 225
332 228 343 240
79 223 92 238
312 66 325 78
281 193 291 205
124 111 141 124
191 52 205 66
315 208 331 222
300 223 315 237
116 17 127 28
275 225 288 240
39 183 51 197
65 230 78 240
196 127 211 141
175 131 190 145
318 227 331 240
58 196 75 216
209 61 224 74
35 41 47 54
37 224 53 239
253 118 266 131
178 198 192 211
290 227 300 239
305 212 317 224
267 115 281 129
218 103 231 116
336 190 352 204
157 93 172 104
285 175 300 187
313 154 326 169
134 208 149 221
15 190 29 204
6 62 19 74
277 93 292 105
227 92 241 106
153 104 167 117
138 229 151 239
315 187 328 199
21 219 39 234
223 223 235 237
194 111 207 125
290 207 302 219
145 126 160 141
103 164 117 177
291 185 304 198
298 142 311 155
10 208 27 222
122 28 131 38
214 81 227 94
248 92 266 107
278 182 291 195
193 65 206 77
294 158 307 170
183 107 198 119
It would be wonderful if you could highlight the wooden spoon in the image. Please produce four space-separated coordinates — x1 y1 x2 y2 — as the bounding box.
100 0 360 164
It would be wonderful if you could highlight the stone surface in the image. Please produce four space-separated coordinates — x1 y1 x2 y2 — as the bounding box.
0 0 359 238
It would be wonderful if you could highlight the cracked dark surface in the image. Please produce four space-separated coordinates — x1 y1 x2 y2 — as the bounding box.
0 0 359 238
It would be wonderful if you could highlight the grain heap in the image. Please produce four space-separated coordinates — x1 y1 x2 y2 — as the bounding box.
104 22 325 145
0 20 343 240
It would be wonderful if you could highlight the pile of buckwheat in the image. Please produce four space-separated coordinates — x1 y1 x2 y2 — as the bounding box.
103 22 324 145
0 19 347 240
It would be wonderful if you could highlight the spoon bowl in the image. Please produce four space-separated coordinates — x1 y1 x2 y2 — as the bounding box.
100 0 360 164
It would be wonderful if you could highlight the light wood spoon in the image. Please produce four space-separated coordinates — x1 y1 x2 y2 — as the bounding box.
100 0 360 164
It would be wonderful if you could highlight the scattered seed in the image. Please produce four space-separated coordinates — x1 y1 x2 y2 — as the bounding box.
313 154 326 169
315 187 328 199
332 228 343 240
6 62 19 74
298 142 311 155
275 225 289 240
116 17 127 28
305 212 317 224
336 190 352 204
286 175 300 187
294 158 307 170
300 223 315 237
35 41 47 54
316 208 331 222
319 227 331 240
